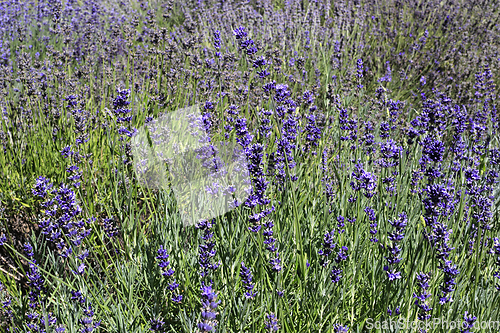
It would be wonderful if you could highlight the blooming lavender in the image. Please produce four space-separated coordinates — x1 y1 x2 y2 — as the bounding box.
384 212 407 281
78 305 101 333
364 206 378 243
332 324 349 333
35 180 91 258
379 139 402 168
25 246 47 309
197 281 220 332
212 29 221 58
338 107 358 148
32 176 53 198
413 272 432 325
0 282 14 330
102 216 119 239
239 262 256 299
23 244 65 332
156 245 182 302
493 238 500 290
330 246 349 284
437 260 459 304
113 88 136 166
302 113 322 154
356 58 364 89
351 163 377 198
318 230 336 267
387 307 401 316
460 311 477 333
196 219 220 278
1 0 500 330
258 109 273 139
264 312 279 332
149 318 165 333
378 61 392 83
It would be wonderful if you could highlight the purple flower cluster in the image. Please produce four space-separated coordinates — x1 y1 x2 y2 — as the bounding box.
77 305 101 333
333 324 349 332
437 260 459 304
413 272 432 324
303 113 322 154
23 244 66 333
102 216 119 239
383 212 408 281
0 282 14 329
33 178 91 258
156 246 182 303
318 229 348 284
356 58 364 89
233 26 257 56
113 88 136 165
2 0 500 330
264 312 279 332
197 281 220 332
149 317 165 333
492 238 500 290
239 262 256 299
364 206 378 243
196 219 221 278
460 311 477 333
318 230 336 267
339 108 358 148
351 163 377 199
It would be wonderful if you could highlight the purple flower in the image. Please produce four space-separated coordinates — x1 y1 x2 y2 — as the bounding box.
303 113 322 152
384 266 402 281
335 246 349 264
333 324 349 332
336 216 345 233
196 219 221 277
364 206 378 243
351 164 377 198
413 272 432 321
269 252 282 272
318 230 336 267
35 181 91 257
71 290 87 305
437 260 458 304
156 245 182 302
387 307 401 316
384 212 407 279
150 318 165 332
212 29 221 51
420 136 445 165
493 238 500 290
460 311 477 333
356 58 364 88
379 139 403 168
103 216 119 238
198 281 220 332
378 61 392 82
240 262 256 299
265 313 279 332
72 263 86 275
233 26 247 40
32 176 53 198
78 305 101 332
330 266 343 283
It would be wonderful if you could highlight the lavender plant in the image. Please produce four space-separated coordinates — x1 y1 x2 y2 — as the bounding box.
0 0 499 332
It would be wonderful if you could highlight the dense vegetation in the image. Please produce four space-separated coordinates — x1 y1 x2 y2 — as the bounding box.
0 0 499 332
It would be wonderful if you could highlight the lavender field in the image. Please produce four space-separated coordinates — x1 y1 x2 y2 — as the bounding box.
0 0 499 332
